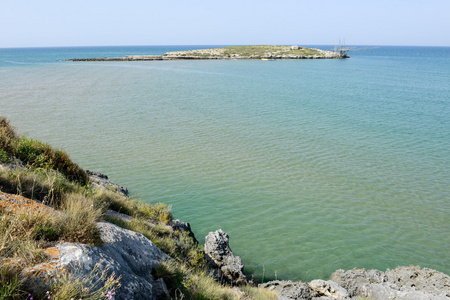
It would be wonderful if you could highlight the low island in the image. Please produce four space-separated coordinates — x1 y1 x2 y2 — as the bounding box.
67 45 349 61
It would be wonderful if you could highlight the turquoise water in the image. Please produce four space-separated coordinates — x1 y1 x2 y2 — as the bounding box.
1 46 449 281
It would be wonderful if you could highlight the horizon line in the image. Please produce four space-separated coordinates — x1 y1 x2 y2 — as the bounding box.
1 44 450 50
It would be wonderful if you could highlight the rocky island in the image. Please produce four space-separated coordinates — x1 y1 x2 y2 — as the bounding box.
67 45 349 61
1 117 449 300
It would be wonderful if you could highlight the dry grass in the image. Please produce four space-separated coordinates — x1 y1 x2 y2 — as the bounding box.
0 211 51 299
57 193 104 246
154 261 277 300
40 262 121 300
0 193 105 298
94 188 173 223
0 167 79 206
154 261 236 300
239 285 277 300
0 212 50 263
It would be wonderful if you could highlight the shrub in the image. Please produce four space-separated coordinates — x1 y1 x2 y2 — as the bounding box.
137 202 173 224
0 117 89 186
0 117 18 154
14 137 89 186
0 150 12 164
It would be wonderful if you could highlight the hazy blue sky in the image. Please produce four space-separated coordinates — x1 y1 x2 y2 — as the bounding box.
2 0 449 48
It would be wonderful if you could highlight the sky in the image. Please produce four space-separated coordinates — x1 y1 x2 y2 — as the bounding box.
1 0 449 48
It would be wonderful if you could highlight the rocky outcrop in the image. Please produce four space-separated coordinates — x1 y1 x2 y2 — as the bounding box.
260 279 348 300
330 266 450 300
170 219 198 244
204 229 248 285
86 170 129 196
25 222 169 300
308 279 349 299
260 281 313 300
261 266 450 300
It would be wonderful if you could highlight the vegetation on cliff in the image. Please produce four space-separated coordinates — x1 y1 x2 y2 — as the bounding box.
0 117 275 299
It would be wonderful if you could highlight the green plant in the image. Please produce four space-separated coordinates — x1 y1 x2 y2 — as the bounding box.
136 202 173 224
14 137 89 186
0 117 18 154
0 264 23 300
0 150 11 164
0 117 88 186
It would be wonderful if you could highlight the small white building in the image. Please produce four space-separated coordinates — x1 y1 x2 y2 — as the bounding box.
291 45 300 50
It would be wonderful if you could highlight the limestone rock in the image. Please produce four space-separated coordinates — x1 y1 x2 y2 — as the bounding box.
170 219 198 244
308 280 349 299
204 229 248 285
86 170 129 196
105 209 133 223
330 265 450 300
25 222 169 300
260 280 312 300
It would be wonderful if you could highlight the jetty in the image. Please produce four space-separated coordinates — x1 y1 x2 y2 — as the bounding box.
67 45 349 61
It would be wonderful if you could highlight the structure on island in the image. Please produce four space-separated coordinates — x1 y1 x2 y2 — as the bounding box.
333 40 350 58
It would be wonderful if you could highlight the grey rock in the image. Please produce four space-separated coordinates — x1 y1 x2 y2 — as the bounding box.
330 265 450 300
170 219 198 244
204 229 248 285
86 170 129 196
308 280 349 299
260 280 312 300
26 222 169 300
105 209 133 223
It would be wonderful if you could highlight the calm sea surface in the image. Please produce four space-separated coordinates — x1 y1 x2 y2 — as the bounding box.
1 45 449 281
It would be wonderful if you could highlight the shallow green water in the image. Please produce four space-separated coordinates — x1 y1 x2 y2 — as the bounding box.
1 46 449 281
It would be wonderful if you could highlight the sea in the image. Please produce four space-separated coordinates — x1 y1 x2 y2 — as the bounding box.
0 45 449 281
